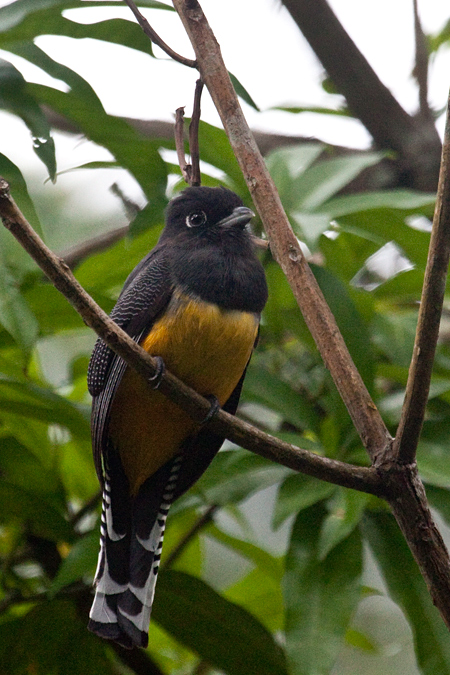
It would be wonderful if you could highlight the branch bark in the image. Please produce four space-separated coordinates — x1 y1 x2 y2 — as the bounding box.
392 93 450 465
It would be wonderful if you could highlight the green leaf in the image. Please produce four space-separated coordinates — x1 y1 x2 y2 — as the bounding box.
345 628 378 652
0 435 64 503
75 226 162 292
0 481 72 540
226 567 284 633
27 79 167 199
5 43 166 202
284 504 362 675
273 105 351 116
0 0 172 37
373 311 418 368
0 259 39 350
0 152 43 237
155 570 287 675
338 207 432 271
49 528 99 596
0 600 111 675
425 485 450 526
129 198 168 237
196 121 248 195
244 362 321 432
206 523 283 580
185 450 291 509
312 264 375 390
273 473 335 529
229 72 260 111
291 152 383 211
417 418 450 487
318 488 369 560
0 58 56 179
0 375 90 439
267 143 324 212
322 189 435 219
363 511 450 673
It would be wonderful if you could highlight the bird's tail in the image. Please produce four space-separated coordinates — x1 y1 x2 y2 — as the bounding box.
88 455 182 648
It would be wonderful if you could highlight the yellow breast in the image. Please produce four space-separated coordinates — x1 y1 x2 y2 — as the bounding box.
109 291 259 494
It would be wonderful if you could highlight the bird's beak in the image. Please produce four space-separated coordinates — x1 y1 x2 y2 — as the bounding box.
217 206 255 229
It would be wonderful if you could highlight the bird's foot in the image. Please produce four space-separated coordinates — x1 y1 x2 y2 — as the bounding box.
148 356 165 390
200 395 220 425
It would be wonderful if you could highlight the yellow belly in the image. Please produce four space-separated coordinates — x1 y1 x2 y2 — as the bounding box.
109 292 258 494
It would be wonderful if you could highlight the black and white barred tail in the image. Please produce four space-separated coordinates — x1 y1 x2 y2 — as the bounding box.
88 455 182 648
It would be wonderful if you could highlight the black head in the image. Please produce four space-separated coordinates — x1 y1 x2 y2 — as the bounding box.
159 186 267 313
160 186 255 244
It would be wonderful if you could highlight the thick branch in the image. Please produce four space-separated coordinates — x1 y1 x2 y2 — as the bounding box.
393 92 450 464
280 0 441 191
0 178 383 497
172 0 392 464
383 464 450 633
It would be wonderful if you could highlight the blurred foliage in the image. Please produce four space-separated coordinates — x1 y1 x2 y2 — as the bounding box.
0 1 449 674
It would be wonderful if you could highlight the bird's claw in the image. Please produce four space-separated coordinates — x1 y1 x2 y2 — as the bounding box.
148 356 165 390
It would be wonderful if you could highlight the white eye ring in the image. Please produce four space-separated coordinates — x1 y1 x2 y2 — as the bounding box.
186 211 207 228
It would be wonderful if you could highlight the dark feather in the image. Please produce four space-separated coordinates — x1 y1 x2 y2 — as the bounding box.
88 187 268 648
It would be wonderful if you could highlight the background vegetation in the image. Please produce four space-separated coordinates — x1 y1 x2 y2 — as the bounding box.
0 1 449 673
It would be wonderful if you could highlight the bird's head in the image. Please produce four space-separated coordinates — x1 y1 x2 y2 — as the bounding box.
161 186 255 244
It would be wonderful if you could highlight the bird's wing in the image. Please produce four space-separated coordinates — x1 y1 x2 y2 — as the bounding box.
88 246 173 483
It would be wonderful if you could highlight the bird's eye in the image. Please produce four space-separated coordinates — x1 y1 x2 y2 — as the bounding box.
186 211 207 228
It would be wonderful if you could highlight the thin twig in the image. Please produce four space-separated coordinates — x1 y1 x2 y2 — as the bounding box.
393 92 450 465
175 106 192 184
59 226 129 269
110 182 141 220
123 0 196 68
0 178 384 497
162 504 217 570
413 0 430 118
189 79 204 186
172 0 392 465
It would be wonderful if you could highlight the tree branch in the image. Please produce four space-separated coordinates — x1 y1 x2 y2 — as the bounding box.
124 0 196 67
280 0 441 191
413 0 430 119
392 92 450 465
189 79 203 186
175 106 192 183
172 0 392 465
0 178 384 498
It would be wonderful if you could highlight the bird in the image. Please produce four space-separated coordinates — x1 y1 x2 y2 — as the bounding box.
87 185 268 649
